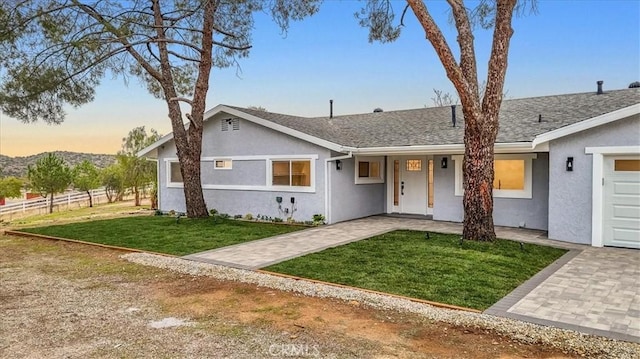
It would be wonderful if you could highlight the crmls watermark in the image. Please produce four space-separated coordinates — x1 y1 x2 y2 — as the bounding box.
268 343 320 357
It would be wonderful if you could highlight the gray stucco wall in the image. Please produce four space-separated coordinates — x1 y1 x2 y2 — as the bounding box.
157 113 331 222
432 154 550 230
329 156 385 223
548 114 640 244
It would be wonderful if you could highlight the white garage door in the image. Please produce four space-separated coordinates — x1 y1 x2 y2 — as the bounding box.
603 156 640 249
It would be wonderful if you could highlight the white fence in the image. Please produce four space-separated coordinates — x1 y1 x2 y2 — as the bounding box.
0 189 109 219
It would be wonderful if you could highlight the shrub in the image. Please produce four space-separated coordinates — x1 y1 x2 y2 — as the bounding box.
209 208 218 216
219 213 230 219
234 214 243 219
312 214 325 225
245 213 253 220
273 217 283 223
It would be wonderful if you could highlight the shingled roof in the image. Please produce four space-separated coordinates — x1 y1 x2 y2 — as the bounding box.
228 88 640 148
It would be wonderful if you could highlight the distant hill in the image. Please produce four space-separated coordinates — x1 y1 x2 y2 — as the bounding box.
0 151 117 178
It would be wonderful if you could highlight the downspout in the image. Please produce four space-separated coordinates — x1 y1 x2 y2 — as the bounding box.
324 151 353 224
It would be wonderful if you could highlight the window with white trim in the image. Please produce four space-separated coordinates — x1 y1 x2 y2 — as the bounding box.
452 154 536 198
355 156 385 184
271 160 311 187
214 159 232 169
168 161 183 184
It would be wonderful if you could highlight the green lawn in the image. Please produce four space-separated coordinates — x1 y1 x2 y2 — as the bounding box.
20 216 305 256
264 230 567 310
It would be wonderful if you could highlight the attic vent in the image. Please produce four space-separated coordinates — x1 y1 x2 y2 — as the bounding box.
373 108 383 113
221 118 240 131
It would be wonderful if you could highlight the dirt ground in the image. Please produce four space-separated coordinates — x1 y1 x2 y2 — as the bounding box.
0 235 576 359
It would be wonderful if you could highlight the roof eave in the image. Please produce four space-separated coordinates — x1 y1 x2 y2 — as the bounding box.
532 103 640 147
218 106 346 153
352 142 542 156
137 105 348 157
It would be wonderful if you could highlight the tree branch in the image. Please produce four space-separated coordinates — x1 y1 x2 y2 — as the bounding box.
482 0 516 113
71 0 164 82
446 0 479 101
169 97 193 105
406 0 473 108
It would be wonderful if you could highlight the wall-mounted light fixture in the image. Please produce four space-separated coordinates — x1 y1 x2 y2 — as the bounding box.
441 157 448 169
336 160 342 171
566 157 574 171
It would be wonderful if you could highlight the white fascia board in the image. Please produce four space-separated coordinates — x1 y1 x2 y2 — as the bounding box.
218 106 346 153
585 145 640 155
352 142 539 156
532 104 640 147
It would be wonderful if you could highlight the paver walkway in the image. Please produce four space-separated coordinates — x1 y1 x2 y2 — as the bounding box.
184 215 639 342
486 247 640 342
183 216 557 269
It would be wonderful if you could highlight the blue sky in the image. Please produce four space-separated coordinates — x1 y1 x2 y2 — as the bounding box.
1 0 638 156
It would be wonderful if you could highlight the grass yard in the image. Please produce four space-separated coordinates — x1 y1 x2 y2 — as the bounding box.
264 230 567 310
19 216 305 256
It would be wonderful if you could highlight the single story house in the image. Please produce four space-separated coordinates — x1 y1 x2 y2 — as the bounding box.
139 86 640 249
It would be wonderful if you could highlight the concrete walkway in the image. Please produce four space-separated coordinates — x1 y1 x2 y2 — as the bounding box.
184 216 639 342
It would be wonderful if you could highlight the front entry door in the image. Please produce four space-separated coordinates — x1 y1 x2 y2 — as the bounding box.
401 157 427 214
391 156 428 215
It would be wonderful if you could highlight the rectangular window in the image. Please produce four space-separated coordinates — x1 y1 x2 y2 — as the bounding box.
615 159 640 171
493 160 525 190
393 160 399 206
406 159 422 171
272 160 311 187
214 159 232 169
355 156 385 184
452 154 536 199
169 162 183 183
358 162 370 178
428 159 434 208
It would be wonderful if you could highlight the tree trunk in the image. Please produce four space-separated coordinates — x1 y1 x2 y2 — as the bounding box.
49 192 54 214
150 0 209 218
462 112 498 241
87 190 93 207
178 137 208 218
134 187 140 206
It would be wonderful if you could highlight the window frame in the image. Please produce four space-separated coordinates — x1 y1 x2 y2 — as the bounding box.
354 156 385 184
267 157 316 192
452 154 537 199
214 159 233 170
166 159 183 187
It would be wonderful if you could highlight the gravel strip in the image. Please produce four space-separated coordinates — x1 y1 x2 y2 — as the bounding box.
123 252 640 359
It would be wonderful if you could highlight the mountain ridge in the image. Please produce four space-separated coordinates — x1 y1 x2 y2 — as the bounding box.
0 151 117 178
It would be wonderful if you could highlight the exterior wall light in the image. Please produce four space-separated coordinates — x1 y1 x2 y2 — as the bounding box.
336 160 342 171
441 157 448 169
566 157 574 171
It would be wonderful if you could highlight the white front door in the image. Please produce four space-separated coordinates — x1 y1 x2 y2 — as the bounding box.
401 157 427 214
389 156 429 215
603 156 640 249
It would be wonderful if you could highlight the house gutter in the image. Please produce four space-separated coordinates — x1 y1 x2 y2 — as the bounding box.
349 142 542 156
324 151 353 224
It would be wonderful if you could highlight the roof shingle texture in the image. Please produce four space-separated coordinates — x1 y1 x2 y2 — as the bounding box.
228 88 640 148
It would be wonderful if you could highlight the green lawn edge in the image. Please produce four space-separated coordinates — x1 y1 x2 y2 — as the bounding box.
19 215 305 256
264 230 567 311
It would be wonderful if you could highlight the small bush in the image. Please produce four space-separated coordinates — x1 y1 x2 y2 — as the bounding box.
234 214 243 219
312 214 325 225
209 208 218 216
154 209 164 216
273 217 283 223
219 213 230 219
245 213 253 220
